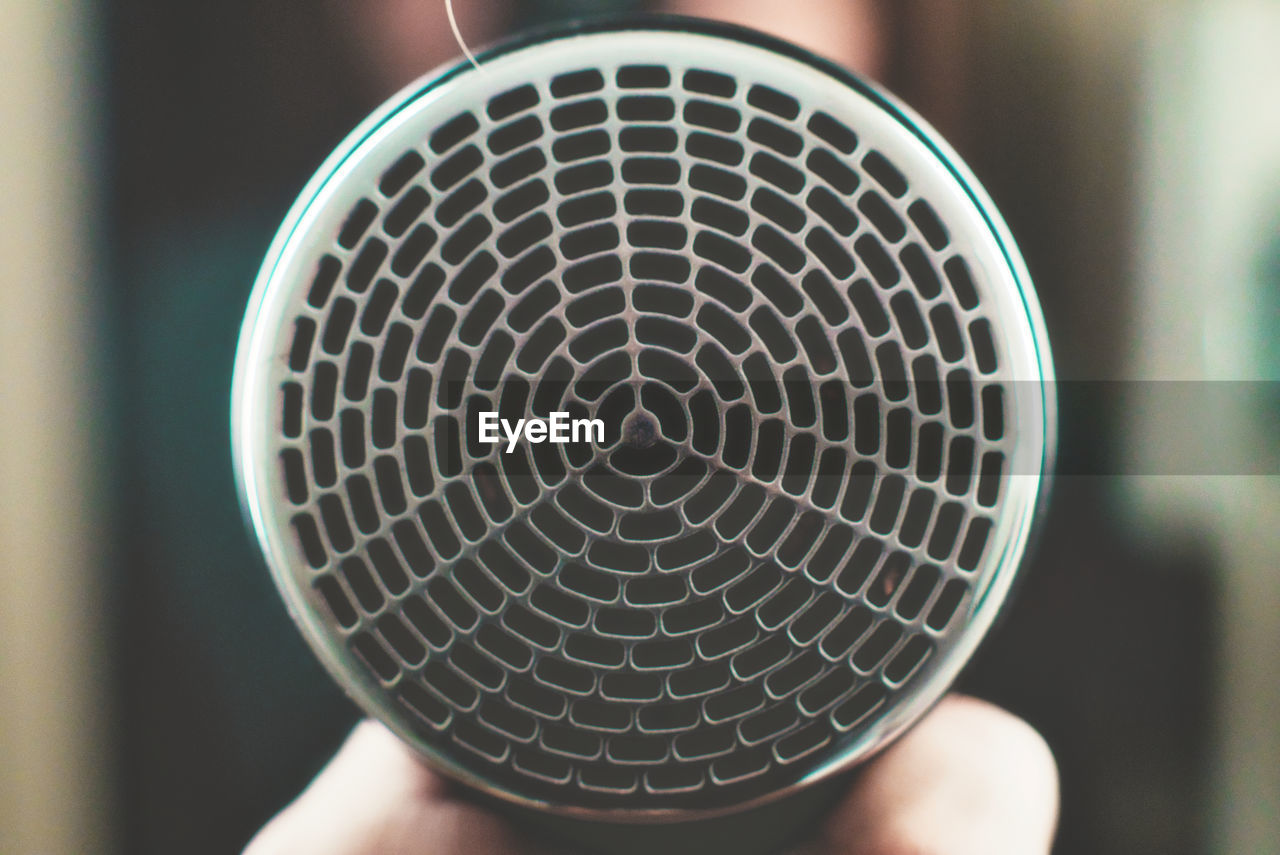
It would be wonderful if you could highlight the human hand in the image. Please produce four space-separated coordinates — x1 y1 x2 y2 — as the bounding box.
243 695 1057 855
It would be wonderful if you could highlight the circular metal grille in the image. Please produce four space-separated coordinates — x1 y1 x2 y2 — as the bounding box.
234 21 1052 818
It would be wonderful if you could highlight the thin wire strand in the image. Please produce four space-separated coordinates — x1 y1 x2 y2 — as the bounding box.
446 0 482 70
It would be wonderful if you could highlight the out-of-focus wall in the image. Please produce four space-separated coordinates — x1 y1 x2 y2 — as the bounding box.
0 1 109 853
1129 4 1280 854
967 1 1280 852
968 0 1159 385
964 3 1278 853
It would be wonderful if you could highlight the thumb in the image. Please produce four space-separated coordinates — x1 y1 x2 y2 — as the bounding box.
819 695 1058 855
243 720 527 855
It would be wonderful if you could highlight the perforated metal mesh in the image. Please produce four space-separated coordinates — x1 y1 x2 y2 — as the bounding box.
234 21 1052 818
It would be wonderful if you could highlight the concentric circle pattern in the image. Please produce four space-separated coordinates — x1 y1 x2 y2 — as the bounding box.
235 24 1051 817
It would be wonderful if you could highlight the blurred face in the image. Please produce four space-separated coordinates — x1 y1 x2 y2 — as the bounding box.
334 0 516 96
659 0 887 78
337 0 886 97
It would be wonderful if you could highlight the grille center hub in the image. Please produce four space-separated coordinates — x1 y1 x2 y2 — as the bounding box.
623 412 659 449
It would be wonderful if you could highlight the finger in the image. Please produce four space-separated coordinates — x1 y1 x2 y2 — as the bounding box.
820 695 1058 855
243 720 526 855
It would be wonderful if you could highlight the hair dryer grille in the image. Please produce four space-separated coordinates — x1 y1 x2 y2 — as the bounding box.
234 20 1053 818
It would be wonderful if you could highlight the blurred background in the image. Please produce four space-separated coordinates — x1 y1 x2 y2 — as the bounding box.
1 0 1277 852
